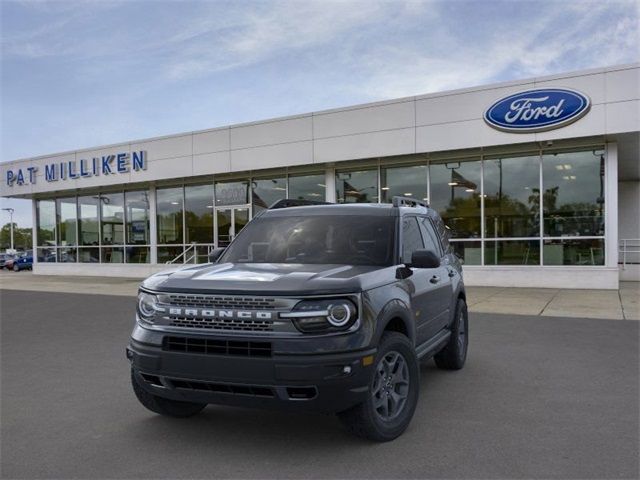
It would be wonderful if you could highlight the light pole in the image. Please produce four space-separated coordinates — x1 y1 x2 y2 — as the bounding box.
2 207 15 251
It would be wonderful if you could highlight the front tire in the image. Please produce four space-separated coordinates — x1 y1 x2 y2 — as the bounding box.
434 298 468 370
131 369 206 418
338 332 419 442
12 264 19 272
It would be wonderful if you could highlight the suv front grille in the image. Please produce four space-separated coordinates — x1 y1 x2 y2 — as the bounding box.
168 379 275 397
165 294 277 310
163 336 272 357
168 316 273 332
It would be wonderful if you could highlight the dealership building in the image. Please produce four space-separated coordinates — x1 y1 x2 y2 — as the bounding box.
1 63 638 289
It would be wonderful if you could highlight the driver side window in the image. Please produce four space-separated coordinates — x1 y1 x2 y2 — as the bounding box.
402 217 424 264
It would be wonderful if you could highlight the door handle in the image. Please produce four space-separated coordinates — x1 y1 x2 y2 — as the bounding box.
430 275 440 284
448 269 457 277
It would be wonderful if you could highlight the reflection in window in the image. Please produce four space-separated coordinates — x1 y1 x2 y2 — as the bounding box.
430 160 481 238
543 238 604 265
484 155 540 238
156 187 183 244
449 241 481 265
288 173 325 201
125 190 150 245
126 246 150 263
484 240 540 265
185 184 214 243
101 193 124 245
78 196 100 246
56 197 77 247
215 181 249 206
336 170 378 203
37 200 56 246
402 217 424 264
542 150 605 237
381 165 428 203
252 177 286 213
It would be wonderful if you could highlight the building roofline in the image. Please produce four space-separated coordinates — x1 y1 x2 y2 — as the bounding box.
2 62 638 166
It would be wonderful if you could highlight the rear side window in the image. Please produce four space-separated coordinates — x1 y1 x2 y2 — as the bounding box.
418 217 442 257
402 217 424 263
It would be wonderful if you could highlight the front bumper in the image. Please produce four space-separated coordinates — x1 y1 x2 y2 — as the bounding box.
128 336 376 414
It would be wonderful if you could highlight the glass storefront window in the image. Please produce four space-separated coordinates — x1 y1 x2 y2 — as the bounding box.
252 177 286 213
336 170 378 203
288 173 325 201
542 150 605 237
157 246 184 264
78 247 99 263
449 241 482 265
430 160 481 238
100 193 124 245
37 247 56 262
215 181 249 206
78 196 100 246
125 191 150 245
157 187 184 244
543 238 604 265
57 247 77 263
56 197 77 247
101 246 124 263
185 184 214 243
380 165 428 204
36 200 56 246
126 246 150 264
484 240 540 265
484 155 540 238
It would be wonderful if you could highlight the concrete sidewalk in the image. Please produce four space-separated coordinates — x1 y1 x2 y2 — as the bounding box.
1 270 638 320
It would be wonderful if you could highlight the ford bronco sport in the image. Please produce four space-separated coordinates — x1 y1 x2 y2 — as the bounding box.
127 197 468 441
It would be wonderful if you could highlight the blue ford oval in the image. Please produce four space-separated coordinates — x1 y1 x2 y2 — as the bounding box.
484 88 591 133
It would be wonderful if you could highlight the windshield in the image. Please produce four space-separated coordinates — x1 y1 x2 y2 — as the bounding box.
220 215 396 266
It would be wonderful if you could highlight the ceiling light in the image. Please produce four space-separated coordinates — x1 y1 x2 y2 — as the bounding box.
404 192 412 196
564 164 572 170
317 184 326 187
465 188 474 192
170 201 179 205
555 165 564 170
381 187 390 191
562 176 569 180
206 205 213 208
570 175 576 180
448 182 459 186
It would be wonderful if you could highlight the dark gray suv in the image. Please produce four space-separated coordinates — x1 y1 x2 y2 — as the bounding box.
127 197 468 441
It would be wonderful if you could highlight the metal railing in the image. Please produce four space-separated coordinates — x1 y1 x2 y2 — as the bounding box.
166 243 197 264
619 239 640 269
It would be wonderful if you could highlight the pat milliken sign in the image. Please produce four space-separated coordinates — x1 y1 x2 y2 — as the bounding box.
5 151 147 187
484 88 591 133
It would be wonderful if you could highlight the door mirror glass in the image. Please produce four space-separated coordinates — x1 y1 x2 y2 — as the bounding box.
208 247 226 263
408 249 440 269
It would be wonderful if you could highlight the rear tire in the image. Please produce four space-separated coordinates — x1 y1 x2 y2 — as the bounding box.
131 369 206 418
338 332 419 442
434 299 468 370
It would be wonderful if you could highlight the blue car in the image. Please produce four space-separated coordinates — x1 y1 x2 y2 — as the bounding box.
13 251 34 271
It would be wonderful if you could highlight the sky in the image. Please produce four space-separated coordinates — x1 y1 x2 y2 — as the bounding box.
1 0 639 228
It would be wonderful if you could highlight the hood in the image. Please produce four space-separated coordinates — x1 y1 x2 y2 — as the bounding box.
142 262 397 295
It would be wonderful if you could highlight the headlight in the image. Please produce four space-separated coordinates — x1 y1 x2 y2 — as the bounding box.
137 291 158 323
282 298 358 333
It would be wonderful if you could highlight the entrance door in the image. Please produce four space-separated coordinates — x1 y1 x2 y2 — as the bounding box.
215 206 250 247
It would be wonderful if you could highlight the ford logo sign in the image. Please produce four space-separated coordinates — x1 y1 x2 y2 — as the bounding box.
484 88 591 133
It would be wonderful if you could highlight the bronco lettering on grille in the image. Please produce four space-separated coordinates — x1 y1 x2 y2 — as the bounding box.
166 308 274 320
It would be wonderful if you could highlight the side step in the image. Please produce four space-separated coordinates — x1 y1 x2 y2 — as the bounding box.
415 329 451 360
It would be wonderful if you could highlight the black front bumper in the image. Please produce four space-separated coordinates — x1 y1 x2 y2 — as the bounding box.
128 337 376 414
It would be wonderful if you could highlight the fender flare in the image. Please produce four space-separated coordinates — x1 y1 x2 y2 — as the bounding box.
374 299 416 346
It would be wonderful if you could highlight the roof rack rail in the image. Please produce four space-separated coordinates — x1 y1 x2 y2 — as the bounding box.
269 198 332 210
392 196 429 208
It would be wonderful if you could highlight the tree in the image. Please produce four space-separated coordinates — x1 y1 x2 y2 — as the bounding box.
0 223 32 250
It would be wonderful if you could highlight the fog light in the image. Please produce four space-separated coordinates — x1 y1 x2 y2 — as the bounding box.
362 355 374 366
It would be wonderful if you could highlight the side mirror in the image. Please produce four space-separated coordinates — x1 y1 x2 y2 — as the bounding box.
208 247 226 263
408 249 440 269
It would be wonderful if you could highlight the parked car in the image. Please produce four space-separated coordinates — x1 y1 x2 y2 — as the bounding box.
12 251 34 271
127 197 468 441
2 253 16 270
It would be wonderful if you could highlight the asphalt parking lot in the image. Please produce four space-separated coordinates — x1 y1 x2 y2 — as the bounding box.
1 290 638 479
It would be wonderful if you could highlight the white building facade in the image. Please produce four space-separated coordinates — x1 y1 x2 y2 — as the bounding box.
2 64 639 289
